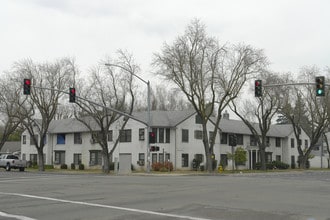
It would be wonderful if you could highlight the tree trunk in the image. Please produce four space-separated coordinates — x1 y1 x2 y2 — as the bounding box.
37 149 45 171
298 155 308 169
102 150 110 174
259 147 266 170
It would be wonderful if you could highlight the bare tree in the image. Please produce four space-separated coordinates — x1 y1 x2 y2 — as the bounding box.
10 58 75 171
0 74 22 151
153 19 267 172
231 71 289 170
74 50 137 173
280 66 330 169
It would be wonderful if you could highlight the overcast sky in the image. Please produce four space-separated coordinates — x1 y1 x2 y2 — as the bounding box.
1 0 329 81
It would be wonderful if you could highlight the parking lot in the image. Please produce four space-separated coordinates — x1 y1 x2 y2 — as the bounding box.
0 170 330 220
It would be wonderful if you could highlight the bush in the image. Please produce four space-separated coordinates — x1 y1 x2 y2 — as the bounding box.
271 161 289 169
60 164 68 169
71 163 76 170
152 162 173 171
44 165 54 169
78 164 85 170
255 161 289 170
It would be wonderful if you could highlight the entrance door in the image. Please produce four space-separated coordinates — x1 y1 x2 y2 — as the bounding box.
250 151 257 169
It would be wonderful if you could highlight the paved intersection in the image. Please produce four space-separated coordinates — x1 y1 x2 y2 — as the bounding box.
0 170 330 220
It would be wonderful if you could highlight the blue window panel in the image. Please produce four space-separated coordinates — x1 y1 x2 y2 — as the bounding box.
57 134 66 144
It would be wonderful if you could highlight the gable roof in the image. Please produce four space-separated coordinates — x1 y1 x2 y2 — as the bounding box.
41 110 296 137
1 141 21 153
220 118 294 137
133 110 196 127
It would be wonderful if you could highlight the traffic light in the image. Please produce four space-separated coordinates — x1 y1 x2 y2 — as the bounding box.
149 131 156 143
23 79 31 95
316 76 325 96
255 80 262 97
150 146 160 152
69 88 76 103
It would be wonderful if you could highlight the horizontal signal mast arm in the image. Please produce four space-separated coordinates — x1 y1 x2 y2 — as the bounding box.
32 86 147 126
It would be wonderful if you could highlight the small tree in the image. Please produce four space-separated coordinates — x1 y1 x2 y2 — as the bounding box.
227 147 247 170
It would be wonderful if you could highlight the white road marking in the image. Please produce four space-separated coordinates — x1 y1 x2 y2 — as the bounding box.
0 211 37 220
0 192 214 220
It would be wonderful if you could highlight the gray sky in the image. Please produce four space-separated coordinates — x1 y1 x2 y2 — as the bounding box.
1 0 329 80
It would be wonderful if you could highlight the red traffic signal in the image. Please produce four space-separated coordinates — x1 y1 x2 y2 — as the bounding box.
23 79 31 95
149 131 156 143
255 80 262 97
69 88 76 103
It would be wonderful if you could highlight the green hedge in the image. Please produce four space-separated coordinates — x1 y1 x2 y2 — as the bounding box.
256 161 289 170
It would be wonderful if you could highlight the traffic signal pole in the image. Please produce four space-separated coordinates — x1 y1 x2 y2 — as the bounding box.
32 86 148 126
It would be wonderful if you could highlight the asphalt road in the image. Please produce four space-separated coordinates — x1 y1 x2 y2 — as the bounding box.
0 170 330 220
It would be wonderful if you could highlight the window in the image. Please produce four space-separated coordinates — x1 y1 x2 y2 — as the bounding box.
195 115 203 124
266 137 270 147
108 130 113 142
276 137 281 147
209 131 214 144
57 134 66 144
220 154 228 167
195 154 204 163
54 151 65 165
159 128 164 143
265 152 272 163
305 140 308 148
119 129 132 142
276 155 281 162
30 154 37 164
221 133 228 144
138 153 145 164
74 133 82 144
236 134 243 145
152 128 158 143
22 135 26 144
165 153 170 162
182 154 189 167
139 129 145 141
165 128 170 143
152 153 157 164
159 153 164 163
250 135 257 146
89 150 102 166
43 135 47 145
194 130 203 139
30 135 38 145
73 153 82 165
291 138 295 148
182 129 189 143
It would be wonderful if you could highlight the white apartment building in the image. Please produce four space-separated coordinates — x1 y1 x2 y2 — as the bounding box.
21 110 308 170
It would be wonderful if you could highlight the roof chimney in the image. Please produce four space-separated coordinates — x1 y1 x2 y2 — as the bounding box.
223 110 229 120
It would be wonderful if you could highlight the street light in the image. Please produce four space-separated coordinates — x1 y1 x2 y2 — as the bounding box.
105 63 151 173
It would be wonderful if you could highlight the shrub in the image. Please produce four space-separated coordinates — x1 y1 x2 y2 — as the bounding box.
44 165 54 169
152 162 173 171
78 164 85 170
60 164 68 169
71 163 76 170
255 161 289 170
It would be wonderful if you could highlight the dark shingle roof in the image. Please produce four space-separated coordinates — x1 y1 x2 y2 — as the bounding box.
44 110 294 137
1 141 21 153
220 118 294 137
